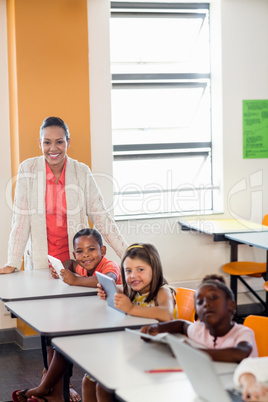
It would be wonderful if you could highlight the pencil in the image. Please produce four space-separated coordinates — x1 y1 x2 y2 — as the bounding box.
145 368 183 373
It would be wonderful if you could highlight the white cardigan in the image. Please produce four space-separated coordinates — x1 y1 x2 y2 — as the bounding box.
6 156 127 270
233 357 268 386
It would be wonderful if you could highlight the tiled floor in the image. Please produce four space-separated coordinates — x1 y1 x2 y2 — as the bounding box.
0 342 83 402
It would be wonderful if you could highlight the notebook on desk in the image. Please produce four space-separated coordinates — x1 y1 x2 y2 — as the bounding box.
166 335 242 402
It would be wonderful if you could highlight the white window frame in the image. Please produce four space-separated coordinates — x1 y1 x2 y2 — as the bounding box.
110 1 223 220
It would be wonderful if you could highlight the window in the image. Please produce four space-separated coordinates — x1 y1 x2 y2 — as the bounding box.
110 2 220 219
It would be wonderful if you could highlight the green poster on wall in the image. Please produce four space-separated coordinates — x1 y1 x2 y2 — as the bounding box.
243 99 268 158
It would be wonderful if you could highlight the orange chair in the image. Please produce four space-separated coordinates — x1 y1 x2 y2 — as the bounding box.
243 315 268 357
175 287 195 322
222 214 268 307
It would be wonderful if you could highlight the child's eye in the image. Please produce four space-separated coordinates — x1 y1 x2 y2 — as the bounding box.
210 294 218 301
125 269 131 274
76 250 82 254
57 140 64 144
43 141 50 145
88 248 95 252
196 299 203 306
138 268 144 272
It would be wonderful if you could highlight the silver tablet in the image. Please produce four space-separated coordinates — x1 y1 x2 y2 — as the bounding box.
96 272 124 313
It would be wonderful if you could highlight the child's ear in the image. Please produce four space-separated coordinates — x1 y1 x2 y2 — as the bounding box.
101 246 106 256
228 299 236 315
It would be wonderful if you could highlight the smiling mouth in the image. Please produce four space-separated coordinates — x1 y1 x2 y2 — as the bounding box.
48 154 61 160
131 281 141 286
83 260 93 265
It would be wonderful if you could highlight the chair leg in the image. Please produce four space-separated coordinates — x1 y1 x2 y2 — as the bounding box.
230 275 238 302
238 277 266 307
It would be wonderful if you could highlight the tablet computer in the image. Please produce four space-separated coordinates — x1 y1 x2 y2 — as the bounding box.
48 255 65 280
96 272 124 313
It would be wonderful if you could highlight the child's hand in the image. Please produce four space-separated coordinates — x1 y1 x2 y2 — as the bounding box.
97 283 107 300
114 293 133 313
49 265 59 279
60 269 76 285
240 373 268 401
140 324 160 336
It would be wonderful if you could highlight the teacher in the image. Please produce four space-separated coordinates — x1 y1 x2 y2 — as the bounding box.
0 116 127 274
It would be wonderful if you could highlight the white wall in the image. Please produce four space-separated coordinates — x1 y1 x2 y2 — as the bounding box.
88 0 268 285
0 0 268 329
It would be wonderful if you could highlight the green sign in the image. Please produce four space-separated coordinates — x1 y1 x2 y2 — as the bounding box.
243 99 268 158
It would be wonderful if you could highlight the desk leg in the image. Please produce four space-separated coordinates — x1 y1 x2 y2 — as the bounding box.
41 335 48 369
41 336 70 401
265 252 268 316
230 241 238 302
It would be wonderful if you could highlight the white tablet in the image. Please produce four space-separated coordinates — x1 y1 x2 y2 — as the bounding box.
48 255 65 280
96 272 124 313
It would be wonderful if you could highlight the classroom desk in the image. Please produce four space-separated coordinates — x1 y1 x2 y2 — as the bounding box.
225 231 268 315
52 331 237 397
116 380 202 402
5 296 157 337
179 217 268 243
0 269 97 301
116 378 236 402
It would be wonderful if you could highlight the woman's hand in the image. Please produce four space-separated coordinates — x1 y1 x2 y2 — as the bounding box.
97 283 107 300
114 293 133 313
0 266 16 274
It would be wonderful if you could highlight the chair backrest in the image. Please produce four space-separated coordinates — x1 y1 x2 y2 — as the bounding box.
243 315 268 357
262 214 268 226
175 287 195 322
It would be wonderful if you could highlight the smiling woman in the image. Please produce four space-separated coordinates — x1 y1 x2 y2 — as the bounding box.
0 116 127 274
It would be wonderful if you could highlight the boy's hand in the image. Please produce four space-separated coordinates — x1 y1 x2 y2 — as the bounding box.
49 265 59 279
114 293 133 313
60 269 76 285
97 283 107 300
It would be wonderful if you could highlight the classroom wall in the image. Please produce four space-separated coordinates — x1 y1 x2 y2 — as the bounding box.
0 0 268 330
0 0 13 329
89 0 268 284
7 0 91 172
